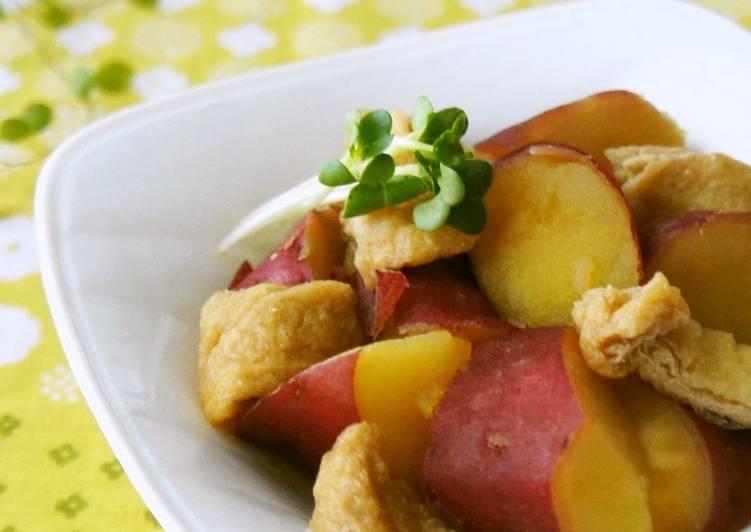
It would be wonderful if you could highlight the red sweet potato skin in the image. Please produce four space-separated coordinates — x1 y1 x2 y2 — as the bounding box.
356 258 509 341
702 422 751 532
234 350 360 469
392 260 509 341
424 327 584 532
354 270 410 337
231 221 315 289
227 260 253 290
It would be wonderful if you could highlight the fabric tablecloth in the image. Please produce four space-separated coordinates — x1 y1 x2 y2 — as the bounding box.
0 0 748 529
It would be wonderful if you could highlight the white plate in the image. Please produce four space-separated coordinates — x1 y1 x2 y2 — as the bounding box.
35 1 751 530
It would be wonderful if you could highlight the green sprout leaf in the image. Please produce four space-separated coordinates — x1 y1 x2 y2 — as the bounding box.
72 68 95 99
415 150 438 177
22 103 53 132
94 61 134 93
360 153 395 185
411 96 432 135
356 109 392 159
419 108 467 144
384 175 427 206
343 183 386 218
456 159 492 198
433 130 465 167
43 3 72 28
447 196 487 235
345 110 360 142
438 164 465 206
320 97 489 235
450 111 468 137
319 159 355 186
132 0 158 6
414 194 450 231
0 118 31 142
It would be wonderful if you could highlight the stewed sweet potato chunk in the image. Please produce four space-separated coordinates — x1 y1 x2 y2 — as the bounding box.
474 90 684 169
644 212 751 344
230 206 346 289
470 144 642 327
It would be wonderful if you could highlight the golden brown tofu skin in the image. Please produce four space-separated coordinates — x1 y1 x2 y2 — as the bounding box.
572 273 751 429
342 202 477 289
605 146 751 225
199 281 364 426
310 422 454 532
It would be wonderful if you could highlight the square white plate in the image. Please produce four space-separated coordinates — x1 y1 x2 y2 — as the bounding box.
36 1 751 530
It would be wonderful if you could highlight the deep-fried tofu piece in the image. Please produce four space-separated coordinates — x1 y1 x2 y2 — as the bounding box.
199 281 363 426
605 146 751 225
573 273 751 429
310 422 453 532
342 202 476 288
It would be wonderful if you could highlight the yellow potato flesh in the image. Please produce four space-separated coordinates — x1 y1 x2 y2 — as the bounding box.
617 379 713 532
648 214 751 344
353 331 471 484
471 145 641 326
552 331 652 532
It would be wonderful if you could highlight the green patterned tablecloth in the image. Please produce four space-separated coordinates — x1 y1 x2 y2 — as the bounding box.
0 0 748 529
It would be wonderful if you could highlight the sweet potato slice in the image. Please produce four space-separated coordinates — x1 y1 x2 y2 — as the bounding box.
424 327 651 532
354 269 410 338
354 331 471 484
615 379 717 532
470 144 642 326
231 206 346 289
357 259 510 341
474 90 684 169
388 259 511 343
645 212 751 343
235 349 360 469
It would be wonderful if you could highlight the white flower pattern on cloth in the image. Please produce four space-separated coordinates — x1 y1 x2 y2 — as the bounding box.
133 66 189 100
56 22 115 56
292 19 364 58
0 66 21 95
379 26 426 44
40 364 80 403
217 23 277 58
0 142 37 168
217 0 290 19
0 304 40 367
159 0 202 13
459 0 514 15
303 0 356 14
375 0 446 23
130 19 203 61
0 0 32 14
0 215 38 281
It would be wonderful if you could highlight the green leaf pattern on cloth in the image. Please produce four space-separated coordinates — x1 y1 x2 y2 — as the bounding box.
0 0 747 529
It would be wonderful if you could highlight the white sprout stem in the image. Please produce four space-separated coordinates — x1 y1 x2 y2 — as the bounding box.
393 164 421 176
388 136 434 153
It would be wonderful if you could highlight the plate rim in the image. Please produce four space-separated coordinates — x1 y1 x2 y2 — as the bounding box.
33 1 750 530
